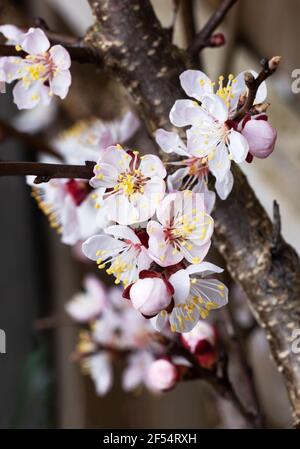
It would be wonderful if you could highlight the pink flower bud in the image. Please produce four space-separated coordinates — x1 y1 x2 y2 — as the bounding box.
181 322 217 369
147 359 178 392
242 118 277 159
130 277 172 317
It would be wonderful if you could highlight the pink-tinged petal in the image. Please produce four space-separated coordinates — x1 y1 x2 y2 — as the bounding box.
147 220 180 267
65 278 105 322
208 145 231 182
90 162 119 189
241 119 276 158
105 224 140 244
186 262 223 276
169 99 200 127
228 129 248 163
20 28 50 54
147 359 178 391
49 45 71 70
167 167 188 192
12 79 43 109
0 25 23 44
84 275 107 306
202 94 228 122
49 69 71 99
122 353 145 391
169 269 190 305
82 234 125 261
89 353 112 396
60 196 80 245
215 169 233 199
130 277 172 316
117 111 140 142
155 129 188 157
139 154 166 178
3 57 28 83
180 69 213 101
100 145 130 169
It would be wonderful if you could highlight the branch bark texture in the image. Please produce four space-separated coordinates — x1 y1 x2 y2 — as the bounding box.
86 0 300 424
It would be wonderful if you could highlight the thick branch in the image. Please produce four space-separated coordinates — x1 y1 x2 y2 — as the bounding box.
0 161 94 183
188 0 238 56
86 0 300 425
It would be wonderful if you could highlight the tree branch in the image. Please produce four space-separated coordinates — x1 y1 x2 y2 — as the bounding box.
0 160 94 183
85 0 300 425
233 56 281 121
187 0 238 56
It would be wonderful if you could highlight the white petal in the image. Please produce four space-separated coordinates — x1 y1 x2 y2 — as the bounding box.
105 224 140 244
13 80 43 109
20 28 50 54
0 25 23 44
155 129 188 156
167 167 188 192
169 269 190 305
215 170 233 200
186 262 223 276
201 94 228 122
208 145 231 182
169 99 200 127
139 154 166 178
49 45 71 70
89 353 112 396
228 129 248 163
82 234 125 260
180 69 213 101
49 69 71 99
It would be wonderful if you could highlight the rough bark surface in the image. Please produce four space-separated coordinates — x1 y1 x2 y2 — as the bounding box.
85 0 300 423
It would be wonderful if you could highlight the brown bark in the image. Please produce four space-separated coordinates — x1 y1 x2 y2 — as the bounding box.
85 0 300 424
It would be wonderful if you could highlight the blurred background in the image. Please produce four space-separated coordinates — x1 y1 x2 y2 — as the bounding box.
0 0 299 429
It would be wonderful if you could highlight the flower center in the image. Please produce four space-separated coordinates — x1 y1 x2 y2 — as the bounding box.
115 170 146 197
216 74 237 108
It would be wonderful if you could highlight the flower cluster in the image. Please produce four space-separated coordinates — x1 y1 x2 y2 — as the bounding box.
66 276 219 395
0 26 71 109
27 112 139 245
156 69 277 199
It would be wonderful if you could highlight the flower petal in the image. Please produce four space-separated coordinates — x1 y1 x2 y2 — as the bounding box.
49 69 71 99
215 169 233 199
201 94 229 122
49 45 71 70
180 69 213 101
155 129 188 156
170 99 201 127
20 28 50 54
228 129 248 163
169 269 190 305
139 154 166 178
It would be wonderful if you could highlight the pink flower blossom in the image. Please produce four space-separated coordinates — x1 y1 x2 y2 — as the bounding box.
147 358 178 392
0 26 71 109
241 116 277 159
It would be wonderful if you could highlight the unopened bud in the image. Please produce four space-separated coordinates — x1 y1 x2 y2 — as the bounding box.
147 358 178 392
268 55 282 71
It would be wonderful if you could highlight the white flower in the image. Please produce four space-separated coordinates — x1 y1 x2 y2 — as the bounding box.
82 225 152 286
147 191 213 267
156 128 216 210
168 70 267 197
53 111 140 165
89 145 166 225
151 262 228 333
0 26 71 109
65 275 106 322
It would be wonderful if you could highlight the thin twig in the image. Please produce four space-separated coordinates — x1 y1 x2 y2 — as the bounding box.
0 43 103 66
233 56 281 121
0 118 62 160
0 160 95 183
188 0 238 56
271 199 282 255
